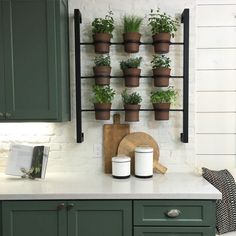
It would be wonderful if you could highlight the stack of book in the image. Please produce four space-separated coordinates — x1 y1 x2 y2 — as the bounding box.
5 144 50 179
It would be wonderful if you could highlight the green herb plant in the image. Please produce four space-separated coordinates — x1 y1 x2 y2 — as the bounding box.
122 89 142 105
150 87 177 104
92 11 115 36
20 167 40 180
123 15 143 33
91 85 115 104
94 55 111 67
151 55 171 69
148 9 179 37
120 57 142 70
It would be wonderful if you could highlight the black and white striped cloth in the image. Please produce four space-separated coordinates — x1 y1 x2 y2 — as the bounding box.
202 167 236 235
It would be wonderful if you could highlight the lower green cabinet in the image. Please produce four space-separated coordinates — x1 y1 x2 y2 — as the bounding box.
2 200 132 236
68 201 132 236
2 201 67 236
134 227 215 236
1 199 216 236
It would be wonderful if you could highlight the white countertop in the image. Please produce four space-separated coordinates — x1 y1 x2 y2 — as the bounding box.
0 172 221 200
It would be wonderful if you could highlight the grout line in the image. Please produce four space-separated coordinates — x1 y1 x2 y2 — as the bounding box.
196 69 236 71
197 47 236 50
196 90 236 92
197 25 236 28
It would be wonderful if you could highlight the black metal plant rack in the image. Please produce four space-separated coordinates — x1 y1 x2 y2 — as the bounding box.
74 8 189 143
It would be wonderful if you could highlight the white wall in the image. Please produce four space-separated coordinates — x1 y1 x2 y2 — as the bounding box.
196 0 236 169
0 0 196 173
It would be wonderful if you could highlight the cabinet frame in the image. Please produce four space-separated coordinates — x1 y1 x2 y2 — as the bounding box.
74 9 189 143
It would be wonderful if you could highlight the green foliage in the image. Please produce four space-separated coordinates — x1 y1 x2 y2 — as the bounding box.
123 15 143 33
148 9 179 37
91 85 115 104
20 167 39 180
150 87 177 103
120 57 142 70
94 55 111 67
151 55 171 69
92 11 115 36
122 89 142 105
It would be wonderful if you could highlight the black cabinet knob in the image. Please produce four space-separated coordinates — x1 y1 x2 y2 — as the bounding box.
57 203 65 210
67 203 74 210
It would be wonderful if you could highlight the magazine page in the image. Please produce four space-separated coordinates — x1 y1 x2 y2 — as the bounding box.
5 144 34 176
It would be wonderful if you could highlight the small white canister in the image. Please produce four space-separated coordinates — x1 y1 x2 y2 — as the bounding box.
112 156 131 179
135 146 153 178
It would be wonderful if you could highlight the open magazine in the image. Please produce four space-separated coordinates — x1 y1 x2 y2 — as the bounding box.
5 144 50 179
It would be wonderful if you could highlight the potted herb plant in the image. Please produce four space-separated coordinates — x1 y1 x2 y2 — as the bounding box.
123 15 143 53
93 55 111 85
90 85 115 120
151 54 171 87
120 57 142 87
92 11 114 54
148 9 179 53
150 87 177 120
122 90 142 122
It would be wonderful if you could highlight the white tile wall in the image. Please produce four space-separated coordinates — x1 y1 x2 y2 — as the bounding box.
0 0 196 173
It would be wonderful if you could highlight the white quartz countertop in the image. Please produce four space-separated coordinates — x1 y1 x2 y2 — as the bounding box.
0 172 221 200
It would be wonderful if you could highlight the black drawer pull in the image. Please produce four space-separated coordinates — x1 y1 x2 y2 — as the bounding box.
165 209 181 218
57 203 65 210
67 203 74 210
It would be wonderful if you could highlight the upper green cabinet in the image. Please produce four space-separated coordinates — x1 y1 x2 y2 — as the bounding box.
0 0 70 121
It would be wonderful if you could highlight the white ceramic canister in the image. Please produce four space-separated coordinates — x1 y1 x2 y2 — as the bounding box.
112 156 131 179
135 146 153 178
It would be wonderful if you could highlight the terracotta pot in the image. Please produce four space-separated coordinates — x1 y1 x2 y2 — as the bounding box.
124 104 141 122
153 103 170 120
123 32 141 53
93 66 111 85
94 103 111 120
123 68 141 87
93 33 111 54
152 33 171 53
153 68 171 87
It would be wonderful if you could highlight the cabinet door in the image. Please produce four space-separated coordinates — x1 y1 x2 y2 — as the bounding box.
68 200 132 236
0 1 6 120
134 227 215 236
2 0 59 120
2 200 67 236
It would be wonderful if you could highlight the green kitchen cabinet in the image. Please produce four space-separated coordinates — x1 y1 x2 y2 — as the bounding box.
1 199 216 236
2 200 132 236
0 0 70 121
2 201 67 236
133 200 216 226
134 227 215 236
67 200 132 236
134 200 216 236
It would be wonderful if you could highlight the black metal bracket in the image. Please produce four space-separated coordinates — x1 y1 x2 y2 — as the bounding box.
180 9 189 143
74 9 84 143
74 8 190 144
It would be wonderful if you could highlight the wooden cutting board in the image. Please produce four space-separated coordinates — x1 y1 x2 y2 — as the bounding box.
103 114 130 173
117 132 167 174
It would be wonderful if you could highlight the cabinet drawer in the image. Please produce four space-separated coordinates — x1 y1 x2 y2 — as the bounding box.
133 200 215 226
134 227 215 236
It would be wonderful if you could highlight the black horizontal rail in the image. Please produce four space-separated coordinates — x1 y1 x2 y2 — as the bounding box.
82 108 183 112
81 75 184 79
80 42 184 46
